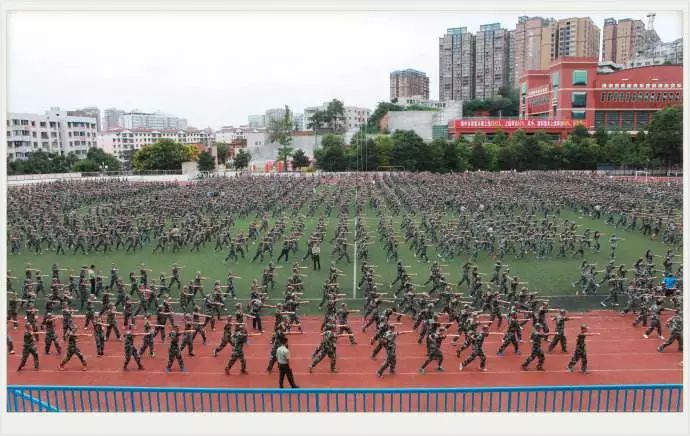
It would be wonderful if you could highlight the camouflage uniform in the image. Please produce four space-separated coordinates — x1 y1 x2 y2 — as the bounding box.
310 330 337 372
461 330 488 370
521 330 548 370
165 330 185 371
548 314 569 352
225 330 249 374
17 330 39 371
377 330 398 376
658 315 683 352
214 322 234 356
123 330 144 370
419 331 444 372
60 332 87 368
567 333 589 372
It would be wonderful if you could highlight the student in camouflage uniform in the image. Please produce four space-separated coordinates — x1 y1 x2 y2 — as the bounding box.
521 324 551 371
548 309 580 353
17 323 46 371
41 312 62 355
376 326 412 377
59 328 89 371
138 315 160 358
122 326 145 370
165 325 187 372
224 326 261 374
419 328 449 374
567 324 599 373
213 317 235 357
309 327 344 373
643 299 666 339
496 312 524 356
104 304 121 341
92 316 106 357
459 324 498 372
658 312 682 352
179 318 197 357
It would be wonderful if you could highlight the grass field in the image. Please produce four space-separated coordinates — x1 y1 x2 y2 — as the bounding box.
7 185 679 314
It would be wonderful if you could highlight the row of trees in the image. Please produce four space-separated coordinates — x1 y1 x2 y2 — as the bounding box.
8 148 122 175
315 106 681 172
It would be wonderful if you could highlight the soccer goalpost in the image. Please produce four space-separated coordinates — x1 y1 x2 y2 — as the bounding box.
634 170 649 184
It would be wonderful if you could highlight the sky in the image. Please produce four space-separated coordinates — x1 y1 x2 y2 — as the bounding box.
7 10 683 129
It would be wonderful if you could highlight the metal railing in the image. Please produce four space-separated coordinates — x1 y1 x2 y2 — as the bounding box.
7 384 682 413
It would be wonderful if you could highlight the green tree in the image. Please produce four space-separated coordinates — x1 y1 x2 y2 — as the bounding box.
233 149 251 170
571 124 590 142
374 135 394 168
645 106 682 166
496 143 518 170
455 140 472 172
469 143 490 170
594 127 610 147
132 138 188 170
367 102 403 133
324 99 346 133
314 139 347 171
390 130 426 171
562 137 601 170
493 130 509 147
215 142 230 165
268 105 294 171
483 143 500 171
602 132 632 164
306 110 327 134
291 149 310 169
197 150 216 172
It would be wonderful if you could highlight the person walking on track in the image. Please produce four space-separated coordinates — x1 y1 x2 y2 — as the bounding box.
276 337 299 388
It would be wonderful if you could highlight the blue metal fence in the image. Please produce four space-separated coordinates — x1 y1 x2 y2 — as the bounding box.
7 384 682 413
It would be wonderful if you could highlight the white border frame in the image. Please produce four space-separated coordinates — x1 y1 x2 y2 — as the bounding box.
0 1 688 435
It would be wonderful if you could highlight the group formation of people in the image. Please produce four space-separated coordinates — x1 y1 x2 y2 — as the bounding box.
6 172 683 380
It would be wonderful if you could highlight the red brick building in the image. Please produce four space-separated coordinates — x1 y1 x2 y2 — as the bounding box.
448 57 682 140
519 57 682 131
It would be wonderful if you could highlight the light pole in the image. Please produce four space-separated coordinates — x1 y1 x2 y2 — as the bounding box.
100 162 108 176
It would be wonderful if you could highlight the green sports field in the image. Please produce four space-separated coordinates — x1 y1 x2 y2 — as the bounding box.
6 185 679 313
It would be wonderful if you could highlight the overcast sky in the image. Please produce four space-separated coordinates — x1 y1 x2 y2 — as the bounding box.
8 10 683 129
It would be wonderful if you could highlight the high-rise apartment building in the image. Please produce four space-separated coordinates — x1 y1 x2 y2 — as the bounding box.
551 17 600 60
602 18 646 65
67 106 101 132
103 108 124 131
248 114 266 128
390 69 430 100
474 23 512 100
512 16 555 86
439 27 475 101
511 16 600 84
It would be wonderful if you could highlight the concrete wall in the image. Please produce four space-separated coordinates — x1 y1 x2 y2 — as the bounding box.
387 111 435 141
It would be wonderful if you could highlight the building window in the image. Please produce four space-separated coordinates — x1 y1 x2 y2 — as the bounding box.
600 93 605 102
594 111 605 128
621 112 634 129
606 92 612 102
572 92 586 108
572 70 587 86
552 72 560 88
607 112 620 128
571 110 586 120
636 111 650 129
625 92 631 102
662 92 667 101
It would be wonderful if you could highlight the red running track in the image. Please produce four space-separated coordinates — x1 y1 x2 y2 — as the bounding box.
7 311 682 389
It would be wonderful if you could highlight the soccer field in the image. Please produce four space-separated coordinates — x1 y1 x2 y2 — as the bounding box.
6 183 678 314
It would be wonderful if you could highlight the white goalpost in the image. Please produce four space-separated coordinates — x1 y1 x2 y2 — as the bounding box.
634 170 649 184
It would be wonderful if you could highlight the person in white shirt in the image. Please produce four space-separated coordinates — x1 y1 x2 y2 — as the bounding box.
276 338 299 389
